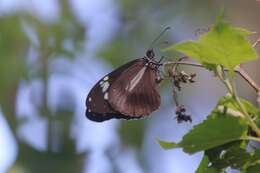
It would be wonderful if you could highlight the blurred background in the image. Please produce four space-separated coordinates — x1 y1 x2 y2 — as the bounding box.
0 0 259 173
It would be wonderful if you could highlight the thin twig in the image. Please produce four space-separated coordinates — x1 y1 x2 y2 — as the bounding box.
235 66 259 93
253 37 260 48
163 61 260 93
164 61 203 68
257 92 260 107
242 136 260 143
170 59 181 107
172 86 179 106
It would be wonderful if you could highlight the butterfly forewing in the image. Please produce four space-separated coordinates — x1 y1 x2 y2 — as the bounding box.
86 59 142 121
108 61 161 117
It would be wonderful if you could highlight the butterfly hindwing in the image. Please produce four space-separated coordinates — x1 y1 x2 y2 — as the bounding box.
85 59 142 122
108 60 161 117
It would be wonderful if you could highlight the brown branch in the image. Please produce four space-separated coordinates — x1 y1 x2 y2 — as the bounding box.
163 61 260 93
235 66 259 93
253 37 260 48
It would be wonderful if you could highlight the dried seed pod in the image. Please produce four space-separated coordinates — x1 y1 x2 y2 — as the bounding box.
170 70 197 91
175 105 192 123
176 114 192 123
188 73 196 83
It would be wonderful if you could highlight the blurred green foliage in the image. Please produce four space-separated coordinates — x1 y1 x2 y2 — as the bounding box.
119 119 146 149
0 15 29 129
0 0 86 172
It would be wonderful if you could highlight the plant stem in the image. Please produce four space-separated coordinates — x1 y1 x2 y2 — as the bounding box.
235 66 260 93
215 66 260 137
252 37 260 48
237 97 260 137
229 79 260 137
243 136 260 143
257 91 260 107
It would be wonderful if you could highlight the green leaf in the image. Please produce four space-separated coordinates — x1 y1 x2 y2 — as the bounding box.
179 115 247 154
216 95 260 118
204 140 260 172
202 63 218 72
216 143 250 169
158 96 249 154
157 140 178 149
195 155 219 173
165 17 257 70
244 148 260 169
205 140 250 171
158 95 256 155
196 155 210 173
234 27 255 36
250 148 260 163
240 148 260 172
244 164 260 173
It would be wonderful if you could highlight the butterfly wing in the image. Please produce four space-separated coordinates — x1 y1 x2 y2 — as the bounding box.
86 59 142 122
108 60 161 117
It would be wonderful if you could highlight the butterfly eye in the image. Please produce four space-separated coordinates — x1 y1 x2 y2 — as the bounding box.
146 49 155 59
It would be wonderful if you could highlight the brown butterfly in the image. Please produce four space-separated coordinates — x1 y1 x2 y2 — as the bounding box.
85 27 171 122
85 49 162 122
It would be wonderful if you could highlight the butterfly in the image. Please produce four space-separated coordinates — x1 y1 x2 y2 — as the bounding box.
85 49 162 122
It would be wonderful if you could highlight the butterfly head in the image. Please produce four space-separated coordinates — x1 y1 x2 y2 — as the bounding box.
146 49 155 59
144 49 162 70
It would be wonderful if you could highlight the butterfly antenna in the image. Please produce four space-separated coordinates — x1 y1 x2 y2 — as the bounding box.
148 26 171 50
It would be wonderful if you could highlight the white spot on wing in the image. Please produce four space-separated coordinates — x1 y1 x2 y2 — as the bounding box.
220 150 226 159
104 92 108 100
126 66 147 92
102 82 110 93
103 76 109 81
88 97 92 102
99 80 104 85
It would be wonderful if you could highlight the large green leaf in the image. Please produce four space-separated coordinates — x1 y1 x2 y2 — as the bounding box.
243 148 260 173
179 115 248 154
158 115 248 154
206 141 250 170
244 164 260 173
165 17 257 70
195 155 219 173
196 140 260 173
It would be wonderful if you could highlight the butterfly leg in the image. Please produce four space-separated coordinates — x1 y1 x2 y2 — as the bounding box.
158 56 165 64
155 71 164 84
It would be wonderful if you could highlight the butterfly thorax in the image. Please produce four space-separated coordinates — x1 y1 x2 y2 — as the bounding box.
143 49 161 70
